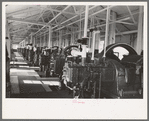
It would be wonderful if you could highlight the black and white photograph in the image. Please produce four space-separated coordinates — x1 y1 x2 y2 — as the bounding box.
2 2 147 119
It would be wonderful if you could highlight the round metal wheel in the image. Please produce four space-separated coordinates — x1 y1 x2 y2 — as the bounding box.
63 45 79 57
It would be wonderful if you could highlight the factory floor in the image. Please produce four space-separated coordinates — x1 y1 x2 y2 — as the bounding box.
9 51 73 98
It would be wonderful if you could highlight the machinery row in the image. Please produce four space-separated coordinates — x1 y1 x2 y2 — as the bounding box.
17 29 143 99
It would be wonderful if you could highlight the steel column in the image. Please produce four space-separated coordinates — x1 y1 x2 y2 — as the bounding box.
48 26 52 48
82 5 89 65
136 6 143 54
34 37 36 47
59 30 62 48
44 32 46 47
83 5 89 37
79 13 82 38
103 6 110 58
39 37 41 47
71 28 74 45
30 32 33 45
109 11 116 45
98 33 101 53
6 20 11 59
91 31 100 61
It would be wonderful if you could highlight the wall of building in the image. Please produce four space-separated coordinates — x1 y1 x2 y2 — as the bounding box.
12 44 19 50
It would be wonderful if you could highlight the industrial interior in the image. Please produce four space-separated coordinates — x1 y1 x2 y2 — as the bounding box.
5 4 144 98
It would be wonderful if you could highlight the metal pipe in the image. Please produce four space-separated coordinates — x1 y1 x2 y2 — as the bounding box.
82 5 89 65
91 31 100 60
98 33 101 53
83 5 89 37
91 31 96 60
81 45 87 58
79 13 82 38
30 32 33 45
103 6 110 58
136 6 143 54
48 26 52 48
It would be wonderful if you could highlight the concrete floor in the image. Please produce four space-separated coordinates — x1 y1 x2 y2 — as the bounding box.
9 51 73 98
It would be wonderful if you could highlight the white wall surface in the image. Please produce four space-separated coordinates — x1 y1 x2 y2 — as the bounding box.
12 44 19 49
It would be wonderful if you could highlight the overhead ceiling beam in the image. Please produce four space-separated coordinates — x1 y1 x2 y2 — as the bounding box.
10 27 39 33
54 7 138 32
117 9 139 20
92 30 138 36
13 37 25 39
35 12 137 38
12 41 24 43
95 16 130 22
41 16 45 23
7 7 30 16
52 5 98 30
110 17 136 25
72 6 77 14
49 9 73 28
49 6 59 25
33 5 71 35
36 8 47 20
12 42 20 44
22 13 40 20
10 28 28 33
35 26 77 37
98 30 138 37
95 18 136 29
9 23 25 29
116 17 131 21
7 7 39 17
7 17 50 26
121 23 131 31
47 7 78 15
61 14 78 27
12 38 25 42
49 5 71 24
10 7 47 38
11 35 27 37
114 21 136 25
126 6 136 24
54 5 116 31
27 8 48 37
116 30 138 36
12 39 22 41
115 27 124 37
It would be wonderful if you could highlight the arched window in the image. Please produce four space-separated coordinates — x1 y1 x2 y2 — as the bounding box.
113 46 129 60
